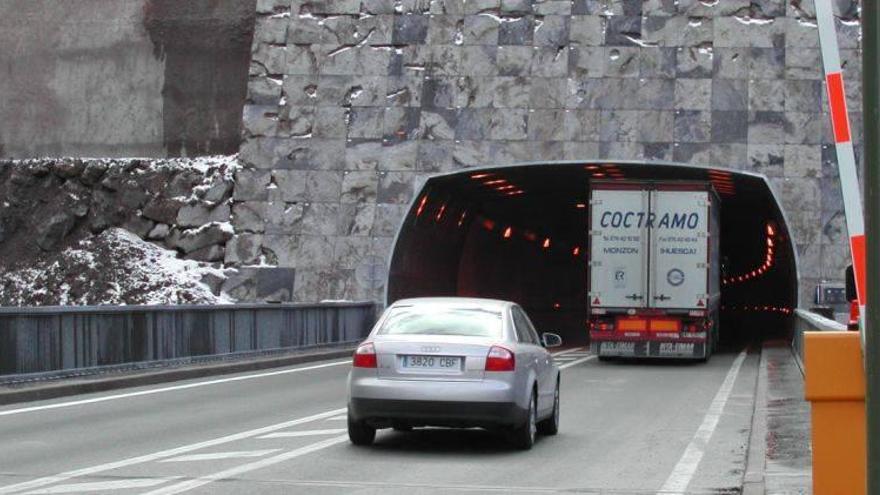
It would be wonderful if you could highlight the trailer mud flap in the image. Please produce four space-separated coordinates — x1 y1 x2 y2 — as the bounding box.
597 341 706 358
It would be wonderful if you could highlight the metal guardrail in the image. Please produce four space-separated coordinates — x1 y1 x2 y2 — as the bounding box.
0 303 376 376
793 308 847 369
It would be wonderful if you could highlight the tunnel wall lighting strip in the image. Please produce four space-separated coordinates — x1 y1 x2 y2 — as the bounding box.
435 203 447 222
722 305 794 315
723 222 779 286
415 195 428 217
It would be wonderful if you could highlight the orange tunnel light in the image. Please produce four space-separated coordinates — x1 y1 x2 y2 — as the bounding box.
435 203 446 222
416 195 428 217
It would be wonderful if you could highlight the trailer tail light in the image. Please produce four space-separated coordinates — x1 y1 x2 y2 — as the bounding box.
589 320 615 331
649 319 680 332
617 318 647 332
353 342 377 368
485 346 515 372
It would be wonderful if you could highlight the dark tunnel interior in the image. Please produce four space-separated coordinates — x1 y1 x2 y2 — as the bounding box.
387 162 798 348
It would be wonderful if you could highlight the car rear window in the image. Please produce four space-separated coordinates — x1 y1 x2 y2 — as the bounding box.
377 306 503 337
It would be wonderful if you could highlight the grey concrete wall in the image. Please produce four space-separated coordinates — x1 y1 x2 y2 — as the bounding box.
0 0 256 159
235 0 862 307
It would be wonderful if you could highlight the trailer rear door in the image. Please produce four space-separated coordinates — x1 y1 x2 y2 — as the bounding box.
650 190 710 310
589 189 648 309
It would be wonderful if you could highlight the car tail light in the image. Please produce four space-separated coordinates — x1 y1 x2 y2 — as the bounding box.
485 345 515 372
353 342 377 368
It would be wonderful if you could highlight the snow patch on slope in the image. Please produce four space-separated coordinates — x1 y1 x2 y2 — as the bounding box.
0 228 233 306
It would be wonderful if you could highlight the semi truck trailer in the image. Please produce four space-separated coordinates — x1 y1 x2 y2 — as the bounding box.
588 181 721 360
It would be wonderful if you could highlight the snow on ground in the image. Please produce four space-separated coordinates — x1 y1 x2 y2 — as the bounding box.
0 228 233 306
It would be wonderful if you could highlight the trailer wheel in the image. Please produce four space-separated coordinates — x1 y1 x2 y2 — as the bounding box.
702 330 713 362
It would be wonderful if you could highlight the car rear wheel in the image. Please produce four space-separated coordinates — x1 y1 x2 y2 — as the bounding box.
537 380 559 435
347 412 376 446
509 391 537 450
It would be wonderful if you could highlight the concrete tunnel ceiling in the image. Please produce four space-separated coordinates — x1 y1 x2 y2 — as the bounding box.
386 161 799 346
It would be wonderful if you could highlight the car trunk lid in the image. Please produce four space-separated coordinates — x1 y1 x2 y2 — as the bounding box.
373 336 491 381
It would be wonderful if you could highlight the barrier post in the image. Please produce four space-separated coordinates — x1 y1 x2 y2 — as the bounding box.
863 0 879 491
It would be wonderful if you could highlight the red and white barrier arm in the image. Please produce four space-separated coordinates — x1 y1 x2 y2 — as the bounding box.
815 0 867 345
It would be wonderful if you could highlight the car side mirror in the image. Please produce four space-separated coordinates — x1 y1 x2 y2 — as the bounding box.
542 332 562 348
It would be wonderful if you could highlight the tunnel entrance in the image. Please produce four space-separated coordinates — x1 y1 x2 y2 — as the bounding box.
387 162 798 347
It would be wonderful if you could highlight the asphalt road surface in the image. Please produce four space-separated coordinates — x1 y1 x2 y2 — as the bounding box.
0 347 762 494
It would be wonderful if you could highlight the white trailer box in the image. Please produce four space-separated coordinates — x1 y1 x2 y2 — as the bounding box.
588 181 721 360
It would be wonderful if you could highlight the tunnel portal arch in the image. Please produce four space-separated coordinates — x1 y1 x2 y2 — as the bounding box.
386 161 799 346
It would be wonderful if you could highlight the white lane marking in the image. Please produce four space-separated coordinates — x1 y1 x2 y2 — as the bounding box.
142 436 350 495
22 477 179 494
554 353 591 361
558 355 596 370
0 408 345 495
159 450 281 463
325 415 347 421
657 351 748 495
551 347 584 357
258 429 346 439
0 361 350 418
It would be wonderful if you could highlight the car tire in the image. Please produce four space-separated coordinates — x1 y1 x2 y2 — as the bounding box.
347 413 376 446
537 380 560 436
509 391 537 450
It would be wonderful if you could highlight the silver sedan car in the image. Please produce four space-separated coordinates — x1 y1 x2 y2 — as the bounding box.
346 297 562 449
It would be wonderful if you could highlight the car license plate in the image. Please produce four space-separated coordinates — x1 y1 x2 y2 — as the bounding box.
402 355 461 370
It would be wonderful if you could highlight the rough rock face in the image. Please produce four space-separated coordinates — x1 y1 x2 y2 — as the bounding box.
239 0 862 305
0 228 231 306
0 156 240 306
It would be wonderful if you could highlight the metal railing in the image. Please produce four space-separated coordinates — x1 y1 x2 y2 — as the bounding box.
793 308 847 371
0 303 376 376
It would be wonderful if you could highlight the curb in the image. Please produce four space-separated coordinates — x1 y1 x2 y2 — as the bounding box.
0 347 355 407
743 342 769 495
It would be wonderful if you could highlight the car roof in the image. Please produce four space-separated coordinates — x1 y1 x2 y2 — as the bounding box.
390 297 514 311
